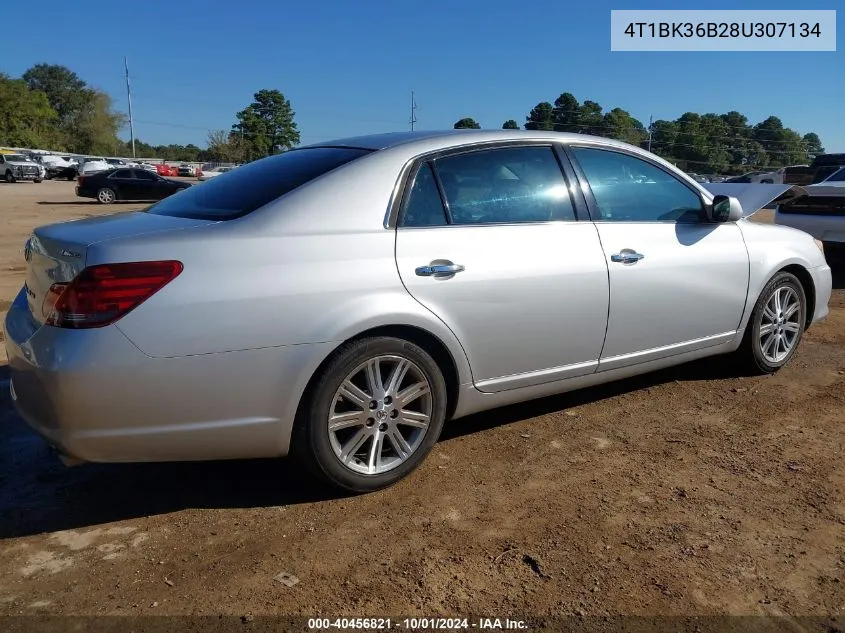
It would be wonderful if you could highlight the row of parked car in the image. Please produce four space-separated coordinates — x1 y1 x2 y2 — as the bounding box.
0 149 238 184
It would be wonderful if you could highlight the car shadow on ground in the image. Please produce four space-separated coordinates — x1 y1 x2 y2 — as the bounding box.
0 352 749 539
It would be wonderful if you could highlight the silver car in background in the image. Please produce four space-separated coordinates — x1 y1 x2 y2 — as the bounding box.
4 130 832 492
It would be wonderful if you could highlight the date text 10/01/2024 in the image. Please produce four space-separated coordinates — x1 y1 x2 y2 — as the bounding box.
307 618 528 630
623 22 822 39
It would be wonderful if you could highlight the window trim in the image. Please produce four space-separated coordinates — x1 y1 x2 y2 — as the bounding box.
108 169 135 180
388 140 585 229
563 143 711 224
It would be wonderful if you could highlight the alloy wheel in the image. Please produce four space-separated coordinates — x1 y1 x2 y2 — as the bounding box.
328 354 433 475
759 285 802 363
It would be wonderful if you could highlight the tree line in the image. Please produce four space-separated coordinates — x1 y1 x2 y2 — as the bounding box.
0 64 827 174
454 92 825 174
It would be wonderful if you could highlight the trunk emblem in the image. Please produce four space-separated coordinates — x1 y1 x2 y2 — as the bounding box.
60 249 81 258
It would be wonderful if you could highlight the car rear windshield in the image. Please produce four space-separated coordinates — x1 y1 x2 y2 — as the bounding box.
145 147 373 220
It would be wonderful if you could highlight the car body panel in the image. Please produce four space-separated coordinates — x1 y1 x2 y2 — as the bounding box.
395 222 610 391
3 130 834 466
593 222 750 370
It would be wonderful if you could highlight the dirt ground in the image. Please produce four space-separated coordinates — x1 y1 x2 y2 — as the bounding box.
0 180 843 627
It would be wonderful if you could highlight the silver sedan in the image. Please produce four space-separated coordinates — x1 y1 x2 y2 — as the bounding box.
4 130 833 492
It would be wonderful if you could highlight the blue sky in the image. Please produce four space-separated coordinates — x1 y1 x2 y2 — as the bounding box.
3 0 843 151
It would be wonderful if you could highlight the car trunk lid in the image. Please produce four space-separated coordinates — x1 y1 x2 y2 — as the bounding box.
24 212 217 325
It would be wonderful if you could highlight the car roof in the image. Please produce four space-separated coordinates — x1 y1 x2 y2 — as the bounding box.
300 129 643 153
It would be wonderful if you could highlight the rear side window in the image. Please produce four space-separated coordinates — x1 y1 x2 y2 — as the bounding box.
146 147 372 220
111 169 133 179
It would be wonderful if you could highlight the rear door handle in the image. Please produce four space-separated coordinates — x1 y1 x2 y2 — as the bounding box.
415 263 465 277
610 250 644 265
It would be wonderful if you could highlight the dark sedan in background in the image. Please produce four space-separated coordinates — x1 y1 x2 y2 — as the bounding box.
76 168 192 204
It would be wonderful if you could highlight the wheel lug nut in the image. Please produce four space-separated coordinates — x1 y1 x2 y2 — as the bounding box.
390 410 398 419
383 396 392 405
366 418 375 427
378 423 388 432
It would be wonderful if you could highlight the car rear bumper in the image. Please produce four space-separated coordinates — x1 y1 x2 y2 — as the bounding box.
4 287 332 464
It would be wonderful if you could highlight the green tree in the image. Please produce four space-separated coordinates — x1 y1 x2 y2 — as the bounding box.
454 117 481 129
233 89 300 160
22 64 91 126
552 93 580 132
502 119 519 129
602 108 646 145
71 90 127 155
0 73 60 148
525 102 554 130
802 132 824 159
577 100 603 135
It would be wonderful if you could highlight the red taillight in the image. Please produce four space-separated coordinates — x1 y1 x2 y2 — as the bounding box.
77 175 85 185
43 260 183 329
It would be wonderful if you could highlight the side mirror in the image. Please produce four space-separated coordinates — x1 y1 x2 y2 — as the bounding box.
710 194 743 222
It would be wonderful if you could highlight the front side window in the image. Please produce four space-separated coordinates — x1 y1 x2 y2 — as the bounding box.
571 147 705 223
111 169 134 179
434 146 576 225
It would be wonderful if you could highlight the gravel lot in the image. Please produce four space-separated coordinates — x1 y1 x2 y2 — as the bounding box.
1 180 843 623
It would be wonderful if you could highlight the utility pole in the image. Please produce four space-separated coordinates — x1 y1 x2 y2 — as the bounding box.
410 90 417 131
124 57 136 159
647 115 653 152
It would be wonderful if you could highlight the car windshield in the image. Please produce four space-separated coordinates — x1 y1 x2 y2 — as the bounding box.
6 155 29 162
145 146 373 221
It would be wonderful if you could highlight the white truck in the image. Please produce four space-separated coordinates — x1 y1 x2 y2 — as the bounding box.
0 153 44 183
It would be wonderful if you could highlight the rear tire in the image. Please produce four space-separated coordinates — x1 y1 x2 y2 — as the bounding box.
96 187 116 204
33 179 42 184
293 336 448 493
735 271 806 375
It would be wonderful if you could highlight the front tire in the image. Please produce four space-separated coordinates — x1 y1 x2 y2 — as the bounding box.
96 187 116 204
294 336 448 493
737 271 806 375
33 179 42 183
5 170 15 183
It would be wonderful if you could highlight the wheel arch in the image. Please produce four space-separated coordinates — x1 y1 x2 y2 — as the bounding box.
293 324 463 429
779 263 816 329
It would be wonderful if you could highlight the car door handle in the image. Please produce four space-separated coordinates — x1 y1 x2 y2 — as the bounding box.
610 250 645 264
415 263 465 277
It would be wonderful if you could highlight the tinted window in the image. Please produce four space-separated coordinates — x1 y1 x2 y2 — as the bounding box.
401 164 448 227
572 147 704 223
432 146 575 225
111 169 134 179
133 169 157 180
825 168 845 182
146 147 371 220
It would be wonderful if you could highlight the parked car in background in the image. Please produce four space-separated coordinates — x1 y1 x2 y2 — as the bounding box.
76 167 192 203
77 157 112 176
37 155 77 180
775 166 845 249
155 163 179 177
197 165 235 180
5 130 831 493
783 154 845 186
177 164 196 177
0 153 44 183
138 163 159 173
